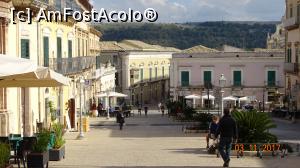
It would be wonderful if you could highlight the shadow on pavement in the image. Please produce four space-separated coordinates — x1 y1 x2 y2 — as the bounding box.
165 147 208 155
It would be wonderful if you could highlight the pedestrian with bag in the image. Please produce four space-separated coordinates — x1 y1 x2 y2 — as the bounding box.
216 109 238 168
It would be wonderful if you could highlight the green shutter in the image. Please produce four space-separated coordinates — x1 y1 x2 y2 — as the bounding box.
43 37 49 67
204 71 212 84
233 71 242 86
68 40 72 58
57 37 62 59
140 69 144 80
21 39 30 59
268 71 276 86
181 71 189 87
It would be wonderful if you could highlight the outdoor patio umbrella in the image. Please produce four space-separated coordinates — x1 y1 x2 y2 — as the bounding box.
201 94 215 107
0 54 37 77
0 54 70 136
223 96 237 106
0 67 70 87
96 91 128 118
185 94 201 108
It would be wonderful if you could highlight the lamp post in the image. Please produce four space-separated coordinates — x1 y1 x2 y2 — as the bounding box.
219 74 226 116
77 77 85 140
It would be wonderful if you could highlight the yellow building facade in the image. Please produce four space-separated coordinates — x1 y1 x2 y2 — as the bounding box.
0 0 101 136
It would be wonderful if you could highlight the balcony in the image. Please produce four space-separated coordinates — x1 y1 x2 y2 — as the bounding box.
265 81 281 88
284 62 299 74
232 81 243 87
49 56 96 75
12 0 50 11
283 17 299 30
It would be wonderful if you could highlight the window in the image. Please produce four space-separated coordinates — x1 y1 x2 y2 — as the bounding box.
21 39 30 59
162 66 165 78
233 70 242 86
155 67 158 79
181 71 190 87
296 47 299 63
115 72 119 86
56 0 62 11
43 37 49 67
290 5 293 18
203 71 212 85
96 56 101 69
57 37 62 59
68 40 72 58
287 48 292 63
57 37 62 71
149 68 152 80
267 71 276 86
297 4 300 22
77 39 80 56
140 68 144 81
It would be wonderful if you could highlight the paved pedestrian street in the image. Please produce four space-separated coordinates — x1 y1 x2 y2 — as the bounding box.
50 110 300 168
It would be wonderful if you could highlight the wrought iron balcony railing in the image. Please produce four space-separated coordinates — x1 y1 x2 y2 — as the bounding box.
49 56 96 75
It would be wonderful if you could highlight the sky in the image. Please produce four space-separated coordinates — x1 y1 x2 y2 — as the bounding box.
91 0 285 23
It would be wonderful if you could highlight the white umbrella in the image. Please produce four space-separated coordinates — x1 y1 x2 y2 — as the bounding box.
202 94 215 99
0 54 37 77
239 96 250 101
185 94 201 99
185 94 201 108
0 67 70 87
223 96 238 101
96 91 128 119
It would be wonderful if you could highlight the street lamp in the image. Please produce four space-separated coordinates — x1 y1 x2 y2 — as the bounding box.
219 74 226 116
77 77 85 140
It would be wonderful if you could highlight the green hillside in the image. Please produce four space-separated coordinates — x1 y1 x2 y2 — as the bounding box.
95 22 278 50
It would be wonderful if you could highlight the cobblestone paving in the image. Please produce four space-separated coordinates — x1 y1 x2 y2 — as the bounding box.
50 110 300 168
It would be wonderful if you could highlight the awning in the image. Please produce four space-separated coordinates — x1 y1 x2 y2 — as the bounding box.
239 96 250 102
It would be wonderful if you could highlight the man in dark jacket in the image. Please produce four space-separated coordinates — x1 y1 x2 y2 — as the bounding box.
216 109 238 167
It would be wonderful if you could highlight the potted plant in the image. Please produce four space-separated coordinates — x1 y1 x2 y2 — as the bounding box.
0 143 12 168
27 129 51 168
49 123 66 161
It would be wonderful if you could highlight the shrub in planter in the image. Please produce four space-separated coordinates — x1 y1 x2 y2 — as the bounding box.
193 112 213 129
232 110 277 144
27 129 51 168
49 123 66 161
0 143 11 168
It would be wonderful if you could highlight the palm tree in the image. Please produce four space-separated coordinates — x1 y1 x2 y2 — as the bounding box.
232 110 277 143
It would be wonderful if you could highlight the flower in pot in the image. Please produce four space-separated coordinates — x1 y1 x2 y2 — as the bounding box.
0 143 12 168
49 123 66 161
27 129 51 168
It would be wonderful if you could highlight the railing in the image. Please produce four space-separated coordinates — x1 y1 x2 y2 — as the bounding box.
283 17 299 30
284 62 299 74
49 56 96 75
233 81 242 87
265 81 280 87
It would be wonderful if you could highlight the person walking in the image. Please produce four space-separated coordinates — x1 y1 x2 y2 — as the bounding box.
216 109 238 168
97 102 103 117
144 106 148 117
161 104 165 116
206 115 219 148
116 111 125 130
158 102 162 113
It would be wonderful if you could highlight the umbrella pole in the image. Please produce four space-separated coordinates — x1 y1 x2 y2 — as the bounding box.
106 95 110 119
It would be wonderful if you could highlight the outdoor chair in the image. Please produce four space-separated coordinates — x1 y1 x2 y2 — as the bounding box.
10 140 26 168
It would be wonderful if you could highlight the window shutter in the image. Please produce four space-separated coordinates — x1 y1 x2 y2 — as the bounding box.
181 71 189 86
233 71 242 86
43 37 49 67
204 71 212 83
268 71 276 86
21 39 30 59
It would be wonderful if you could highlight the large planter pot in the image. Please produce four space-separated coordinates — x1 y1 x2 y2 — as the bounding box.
27 151 49 168
49 145 65 161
